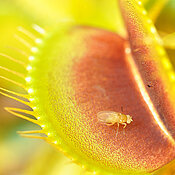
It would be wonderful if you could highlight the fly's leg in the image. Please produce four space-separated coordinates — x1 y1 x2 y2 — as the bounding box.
116 123 119 136
106 123 114 126
121 123 127 135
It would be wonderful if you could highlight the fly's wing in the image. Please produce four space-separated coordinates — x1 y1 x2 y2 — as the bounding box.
97 111 117 124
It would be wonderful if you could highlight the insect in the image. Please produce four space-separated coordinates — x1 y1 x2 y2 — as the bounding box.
97 111 133 136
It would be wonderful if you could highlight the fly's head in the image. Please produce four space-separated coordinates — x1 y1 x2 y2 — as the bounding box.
126 115 133 124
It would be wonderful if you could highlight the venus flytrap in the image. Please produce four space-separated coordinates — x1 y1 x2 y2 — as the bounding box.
1 0 175 175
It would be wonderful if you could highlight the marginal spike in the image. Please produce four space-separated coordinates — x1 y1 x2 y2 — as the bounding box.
163 32 175 49
0 66 25 78
64 160 78 165
0 53 27 67
14 34 32 48
0 76 26 89
18 134 47 140
5 107 38 124
32 24 46 35
144 0 169 22
5 107 35 116
17 26 36 40
0 87 29 99
0 90 30 106
17 130 44 134
6 46 29 58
